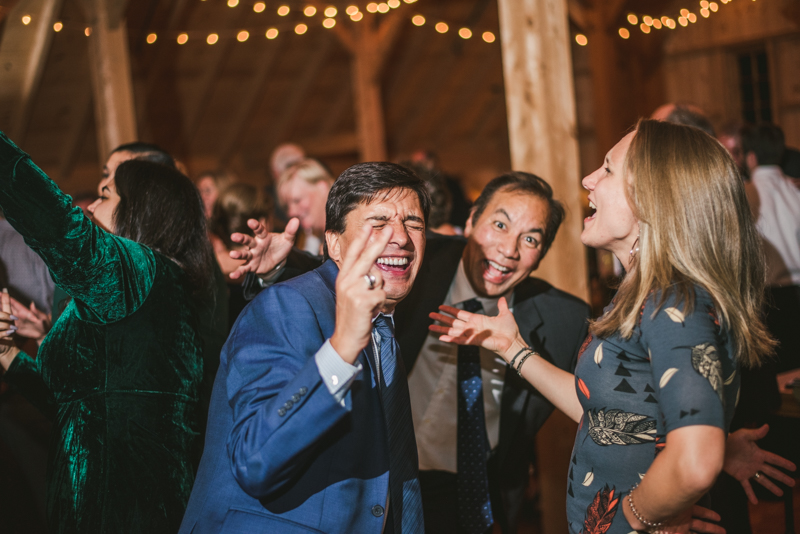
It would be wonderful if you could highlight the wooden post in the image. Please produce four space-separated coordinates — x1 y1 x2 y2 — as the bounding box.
330 12 404 162
82 0 136 160
0 0 64 144
497 1 587 533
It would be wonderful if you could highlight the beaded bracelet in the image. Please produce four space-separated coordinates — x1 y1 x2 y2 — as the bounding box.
509 347 530 369
515 349 537 377
627 482 663 531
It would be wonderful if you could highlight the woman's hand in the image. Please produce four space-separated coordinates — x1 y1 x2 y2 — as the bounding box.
724 425 796 503
228 218 300 280
429 297 525 361
0 289 21 370
9 296 51 345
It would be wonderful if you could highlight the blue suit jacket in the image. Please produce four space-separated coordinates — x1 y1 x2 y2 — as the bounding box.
179 260 393 533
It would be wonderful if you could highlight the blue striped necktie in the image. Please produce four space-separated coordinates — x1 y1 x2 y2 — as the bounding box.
457 299 493 534
373 315 424 533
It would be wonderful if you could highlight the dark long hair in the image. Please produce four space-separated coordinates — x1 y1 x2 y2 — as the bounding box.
113 160 213 291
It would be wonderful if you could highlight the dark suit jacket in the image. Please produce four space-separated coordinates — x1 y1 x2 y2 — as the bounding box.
180 260 394 534
394 235 590 533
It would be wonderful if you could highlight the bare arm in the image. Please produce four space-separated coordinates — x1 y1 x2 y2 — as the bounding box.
430 297 583 422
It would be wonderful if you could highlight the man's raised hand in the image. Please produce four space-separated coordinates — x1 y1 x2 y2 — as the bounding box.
229 218 300 280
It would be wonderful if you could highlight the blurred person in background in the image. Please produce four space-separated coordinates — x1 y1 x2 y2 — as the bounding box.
410 149 472 228
401 162 460 236
277 158 334 255
196 169 237 220
208 183 272 329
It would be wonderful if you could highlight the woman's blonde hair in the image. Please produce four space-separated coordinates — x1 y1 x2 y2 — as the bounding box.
591 119 775 367
277 158 333 192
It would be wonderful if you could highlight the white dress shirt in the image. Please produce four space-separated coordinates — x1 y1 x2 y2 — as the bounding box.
752 165 800 287
407 260 512 473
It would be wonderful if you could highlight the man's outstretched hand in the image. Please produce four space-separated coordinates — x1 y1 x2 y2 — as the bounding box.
229 218 300 280
724 424 796 504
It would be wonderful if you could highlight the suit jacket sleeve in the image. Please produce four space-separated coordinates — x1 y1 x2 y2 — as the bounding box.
224 283 350 498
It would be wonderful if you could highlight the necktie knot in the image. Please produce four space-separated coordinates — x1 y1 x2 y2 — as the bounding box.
373 314 395 339
462 298 483 314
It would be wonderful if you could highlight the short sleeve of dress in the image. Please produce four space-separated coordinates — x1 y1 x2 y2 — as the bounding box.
639 288 738 435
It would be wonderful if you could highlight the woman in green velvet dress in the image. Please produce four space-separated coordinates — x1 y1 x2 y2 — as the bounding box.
0 132 214 533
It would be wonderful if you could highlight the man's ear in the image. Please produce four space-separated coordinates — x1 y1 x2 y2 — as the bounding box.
463 207 476 238
746 151 758 172
326 230 342 263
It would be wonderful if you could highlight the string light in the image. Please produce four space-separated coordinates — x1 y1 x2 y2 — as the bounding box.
623 0 730 40
377 3 390 13
412 14 425 26
21 15 31 25
266 28 279 39
295 23 308 34
700 1 709 8
237 30 249 41
678 16 688 26
688 12 697 22
700 7 710 17
652 19 662 29
277 5 290 16
640 23 651 33
575 33 588 46
350 11 363 21
53 21 63 32
177 33 188 44
643 15 653 26
146 32 157 43
324 6 337 17
709 2 719 11
366 3 378 12
207 33 219 44
435 22 448 33
253 2 265 13
323 18 336 28
227 0 238 7
482 31 495 43
346 6 359 15
680 8 690 16
304 6 316 16
627 13 638 24
665 18 676 29
84 27 91 36
404 0 418 3
618 28 630 39
388 0 401 7
458 27 472 39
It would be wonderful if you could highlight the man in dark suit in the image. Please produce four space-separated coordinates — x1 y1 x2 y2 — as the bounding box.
395 173 589 534
179 163 430 534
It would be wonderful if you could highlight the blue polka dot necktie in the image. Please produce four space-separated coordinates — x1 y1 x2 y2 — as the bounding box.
457 298 493 534
373 315 424 534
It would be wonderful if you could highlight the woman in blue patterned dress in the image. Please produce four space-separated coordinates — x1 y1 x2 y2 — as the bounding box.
431 119 775 533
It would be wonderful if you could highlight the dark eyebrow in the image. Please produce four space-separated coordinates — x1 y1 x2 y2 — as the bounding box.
366 215 390 223
494 208 511 220
403 215 424 224
495 208 543 235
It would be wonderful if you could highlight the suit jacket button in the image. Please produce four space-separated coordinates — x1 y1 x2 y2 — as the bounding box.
291 394 301 403
299 387 308 396
284 400 294 409
278 408 286 416
371 505 384 517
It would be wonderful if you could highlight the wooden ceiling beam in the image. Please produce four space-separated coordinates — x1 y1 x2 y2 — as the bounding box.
317 81 353 138
0 0 64 144
218 38 286 165
303 132 359 157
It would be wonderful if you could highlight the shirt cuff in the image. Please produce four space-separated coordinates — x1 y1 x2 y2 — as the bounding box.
257 259 288 287
315 339 362 404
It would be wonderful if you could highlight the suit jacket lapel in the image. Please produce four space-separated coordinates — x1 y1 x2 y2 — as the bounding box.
496 281 545 467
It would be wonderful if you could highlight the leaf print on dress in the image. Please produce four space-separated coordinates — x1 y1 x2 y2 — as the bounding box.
594 343 603 367
664 307 685 324
586 408 656 446
690 342 723 401
582 484 619 534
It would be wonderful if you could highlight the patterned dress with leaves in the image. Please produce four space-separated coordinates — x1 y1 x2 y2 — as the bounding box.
567 287 740 534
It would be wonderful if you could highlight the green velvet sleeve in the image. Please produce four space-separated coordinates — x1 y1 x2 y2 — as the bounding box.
0 132 155 323
4 352 56 420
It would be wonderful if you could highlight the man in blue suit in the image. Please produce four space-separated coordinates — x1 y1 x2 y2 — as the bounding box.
180 162 430 533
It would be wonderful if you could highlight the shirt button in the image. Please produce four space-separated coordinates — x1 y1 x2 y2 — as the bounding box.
291 394 301 403
371 505 384 517
331 375 339 386
278 408 286 417
299 387 308 396
284 400 294 409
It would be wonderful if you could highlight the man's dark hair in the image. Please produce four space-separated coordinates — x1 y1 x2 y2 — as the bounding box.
113 160 213 291
664 105 716 137
471 172 565 257
324 162 431 256
111 142 176 169
741 122 786 166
